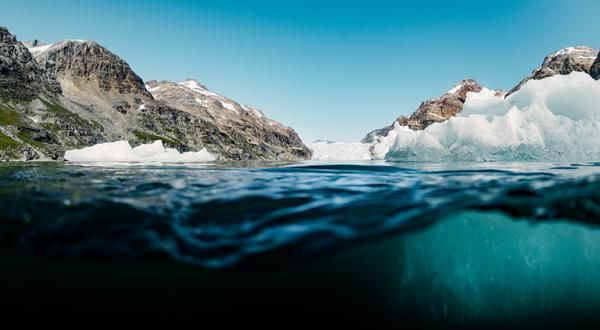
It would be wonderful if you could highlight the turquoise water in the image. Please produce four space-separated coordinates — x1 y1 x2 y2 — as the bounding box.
2 161 600 326
395 211 600 326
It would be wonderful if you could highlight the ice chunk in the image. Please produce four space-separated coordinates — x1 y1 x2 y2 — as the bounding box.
64 140 216 162
309 142 372 161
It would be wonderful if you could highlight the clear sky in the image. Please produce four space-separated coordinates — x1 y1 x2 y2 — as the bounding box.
3 0 599 142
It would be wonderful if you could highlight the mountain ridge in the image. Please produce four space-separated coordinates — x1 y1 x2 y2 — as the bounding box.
0 26 311 161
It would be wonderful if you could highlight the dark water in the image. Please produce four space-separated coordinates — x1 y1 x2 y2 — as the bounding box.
1 161 599 268
3 161 600 326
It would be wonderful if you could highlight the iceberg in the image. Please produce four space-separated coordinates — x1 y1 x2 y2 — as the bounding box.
373 72 600 161
64 140 216 162
309 142 372 161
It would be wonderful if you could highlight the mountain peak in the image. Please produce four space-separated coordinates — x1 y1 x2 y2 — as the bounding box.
0 26 17 43
179 79 211 91
0 26 61 100
545 46 596 62
22 39 46 49
396 78 482 130
31 38 150 97
508 45 599 95
446 79 481 98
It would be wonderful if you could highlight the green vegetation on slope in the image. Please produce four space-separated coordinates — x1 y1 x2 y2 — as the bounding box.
0 131 22 159
0 131 20 149
0 106 23 126
133 130 181 146
40 99 99 129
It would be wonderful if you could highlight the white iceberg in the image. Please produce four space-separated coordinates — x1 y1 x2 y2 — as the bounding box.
64 140 216 162
309 142 372 161
373 72 600 162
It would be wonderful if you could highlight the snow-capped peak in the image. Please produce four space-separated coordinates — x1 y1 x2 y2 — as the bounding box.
27 39 94 56
27 43 53 55
178 79 220 97
447 84 462 94
546 46 598 63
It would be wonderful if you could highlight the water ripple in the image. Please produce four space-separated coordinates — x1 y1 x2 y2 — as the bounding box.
1 161 600 268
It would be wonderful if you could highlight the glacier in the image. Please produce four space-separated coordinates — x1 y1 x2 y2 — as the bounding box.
64 140 216 163
309 142 372 161
373 72 600 161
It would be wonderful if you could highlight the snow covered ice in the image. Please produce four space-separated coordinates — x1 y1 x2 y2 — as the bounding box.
373 72 600 162
64 140 216 162
309 142 372 161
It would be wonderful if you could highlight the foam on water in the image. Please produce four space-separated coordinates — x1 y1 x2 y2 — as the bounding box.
373 72 600 161
64 140 216 162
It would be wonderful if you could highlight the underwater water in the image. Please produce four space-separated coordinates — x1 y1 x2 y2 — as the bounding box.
2 161 600 326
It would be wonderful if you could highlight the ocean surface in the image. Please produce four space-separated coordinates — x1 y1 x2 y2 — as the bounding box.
3 160 600 326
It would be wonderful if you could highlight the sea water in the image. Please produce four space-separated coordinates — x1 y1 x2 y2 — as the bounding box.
2 161 600 326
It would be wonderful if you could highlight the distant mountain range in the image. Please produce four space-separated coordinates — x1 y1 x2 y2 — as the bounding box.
2 23 599 162
363 46 600 143
0 26 311 161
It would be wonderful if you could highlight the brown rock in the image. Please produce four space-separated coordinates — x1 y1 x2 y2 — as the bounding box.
507 46 599 95
362 79 482 142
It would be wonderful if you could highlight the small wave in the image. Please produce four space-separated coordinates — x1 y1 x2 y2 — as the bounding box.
274 164 418 173
1 162 600 268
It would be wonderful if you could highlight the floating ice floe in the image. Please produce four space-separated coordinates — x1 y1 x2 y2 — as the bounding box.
64 140 216 162
309 142 372 161
373 72 600 162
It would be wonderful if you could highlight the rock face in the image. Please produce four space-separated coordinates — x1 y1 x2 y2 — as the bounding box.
402 79 482 130
29 39 173 145
0 28 104 161
31 40 151 97
508 46 600 95
362 79 482 143
146 80 311 160
362 125 396 144
0 27 60 100
592 53 600 79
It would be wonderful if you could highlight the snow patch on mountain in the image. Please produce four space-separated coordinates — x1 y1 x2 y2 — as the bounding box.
178 79 220 97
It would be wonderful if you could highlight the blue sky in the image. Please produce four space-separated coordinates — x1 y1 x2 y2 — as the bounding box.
3 0 599 142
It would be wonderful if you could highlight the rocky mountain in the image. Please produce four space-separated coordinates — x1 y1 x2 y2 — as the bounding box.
362 79 483 143
508 46 600 95
591 54 600 79
146 79 311 160
0 27 104 160
0 28 60 101
29 39 310 160
0 26 311 161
